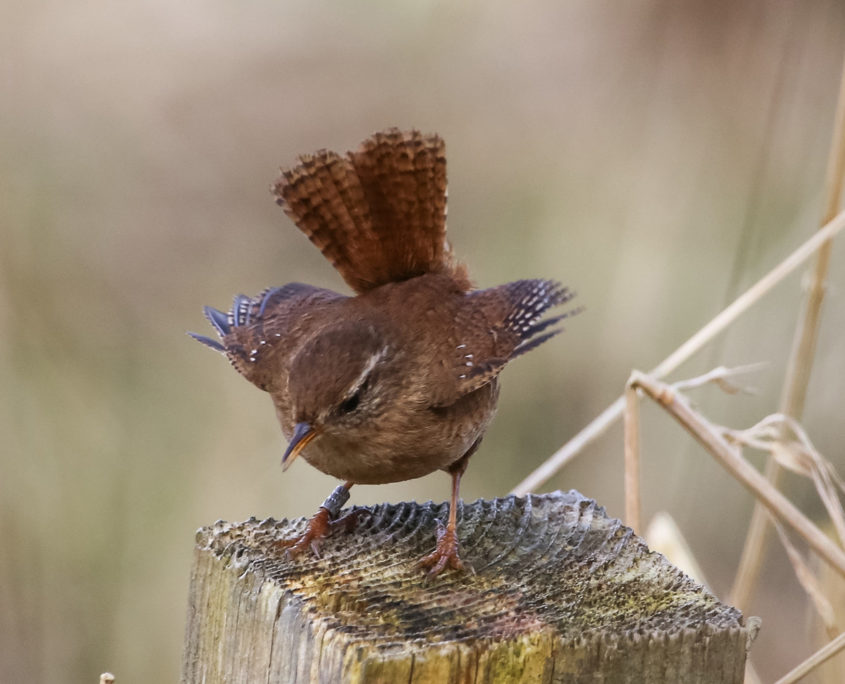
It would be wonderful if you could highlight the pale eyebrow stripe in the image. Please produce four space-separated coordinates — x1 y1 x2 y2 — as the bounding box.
342 346 388 400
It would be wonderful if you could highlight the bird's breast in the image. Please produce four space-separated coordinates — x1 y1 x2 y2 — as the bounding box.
299 381 498 484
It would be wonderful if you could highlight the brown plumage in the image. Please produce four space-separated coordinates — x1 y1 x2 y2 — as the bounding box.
273 129 466 293
191 128 578 574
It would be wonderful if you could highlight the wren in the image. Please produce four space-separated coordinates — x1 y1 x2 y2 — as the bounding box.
190 129 577 575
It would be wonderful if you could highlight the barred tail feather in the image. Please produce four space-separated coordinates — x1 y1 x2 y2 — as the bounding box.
272 129 466 294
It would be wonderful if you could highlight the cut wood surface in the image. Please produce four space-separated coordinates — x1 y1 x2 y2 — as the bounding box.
182 490 757 683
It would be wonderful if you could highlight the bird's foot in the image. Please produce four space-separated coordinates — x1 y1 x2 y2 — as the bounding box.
417 520 472 577
275 507 363 558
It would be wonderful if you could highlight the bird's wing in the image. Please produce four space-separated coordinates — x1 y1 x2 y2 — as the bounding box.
431 280 578 406
190 284 345 392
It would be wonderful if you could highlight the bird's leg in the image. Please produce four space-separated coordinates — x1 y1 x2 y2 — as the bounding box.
276 481 361 558
417 442 478 576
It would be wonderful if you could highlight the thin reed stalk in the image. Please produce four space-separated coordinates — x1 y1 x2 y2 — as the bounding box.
773 631 845 684
623 383 641 532
626 371 845 581
731 54 845 612
512 208 845 496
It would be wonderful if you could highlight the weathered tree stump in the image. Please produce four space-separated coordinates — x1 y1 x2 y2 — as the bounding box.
182 491 757 683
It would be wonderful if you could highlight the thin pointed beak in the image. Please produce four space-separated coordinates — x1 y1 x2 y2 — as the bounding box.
281 422 318 471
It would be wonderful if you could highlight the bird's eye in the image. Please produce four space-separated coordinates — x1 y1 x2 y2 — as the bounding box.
339 390 361 414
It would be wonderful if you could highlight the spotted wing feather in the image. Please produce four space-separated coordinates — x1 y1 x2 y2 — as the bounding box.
446 280 578 400
190 283 345 392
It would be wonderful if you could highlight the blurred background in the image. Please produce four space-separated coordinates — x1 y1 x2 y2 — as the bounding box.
2 1 845 681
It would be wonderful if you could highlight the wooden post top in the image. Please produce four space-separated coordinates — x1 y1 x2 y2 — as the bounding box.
182 491 757 683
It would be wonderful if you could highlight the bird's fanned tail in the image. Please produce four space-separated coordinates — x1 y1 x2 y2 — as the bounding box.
272 129 468 294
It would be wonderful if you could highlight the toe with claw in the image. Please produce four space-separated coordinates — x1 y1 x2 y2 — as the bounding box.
275 507 363 558
417 520 469 576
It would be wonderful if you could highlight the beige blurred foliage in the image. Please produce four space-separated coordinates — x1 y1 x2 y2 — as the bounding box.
2 1 844 681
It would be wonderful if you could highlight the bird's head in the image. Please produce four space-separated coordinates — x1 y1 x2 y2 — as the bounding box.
281 322 395 469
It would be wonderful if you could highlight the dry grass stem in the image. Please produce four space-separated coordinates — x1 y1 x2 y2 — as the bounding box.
731 492 773 611
773 630 845 684
512 208 845 496
732 54 845 612
771 520 839 635
622 364 753 535
821 60 845 226
629 365 845 637
780 55 845 418
648 209 845 381
727 415 845 548
671 362 767 395
627 370 845 581
627 366 844 680
623 383 642 532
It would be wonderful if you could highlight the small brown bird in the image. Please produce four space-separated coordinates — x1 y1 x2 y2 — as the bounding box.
191 129 577 575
